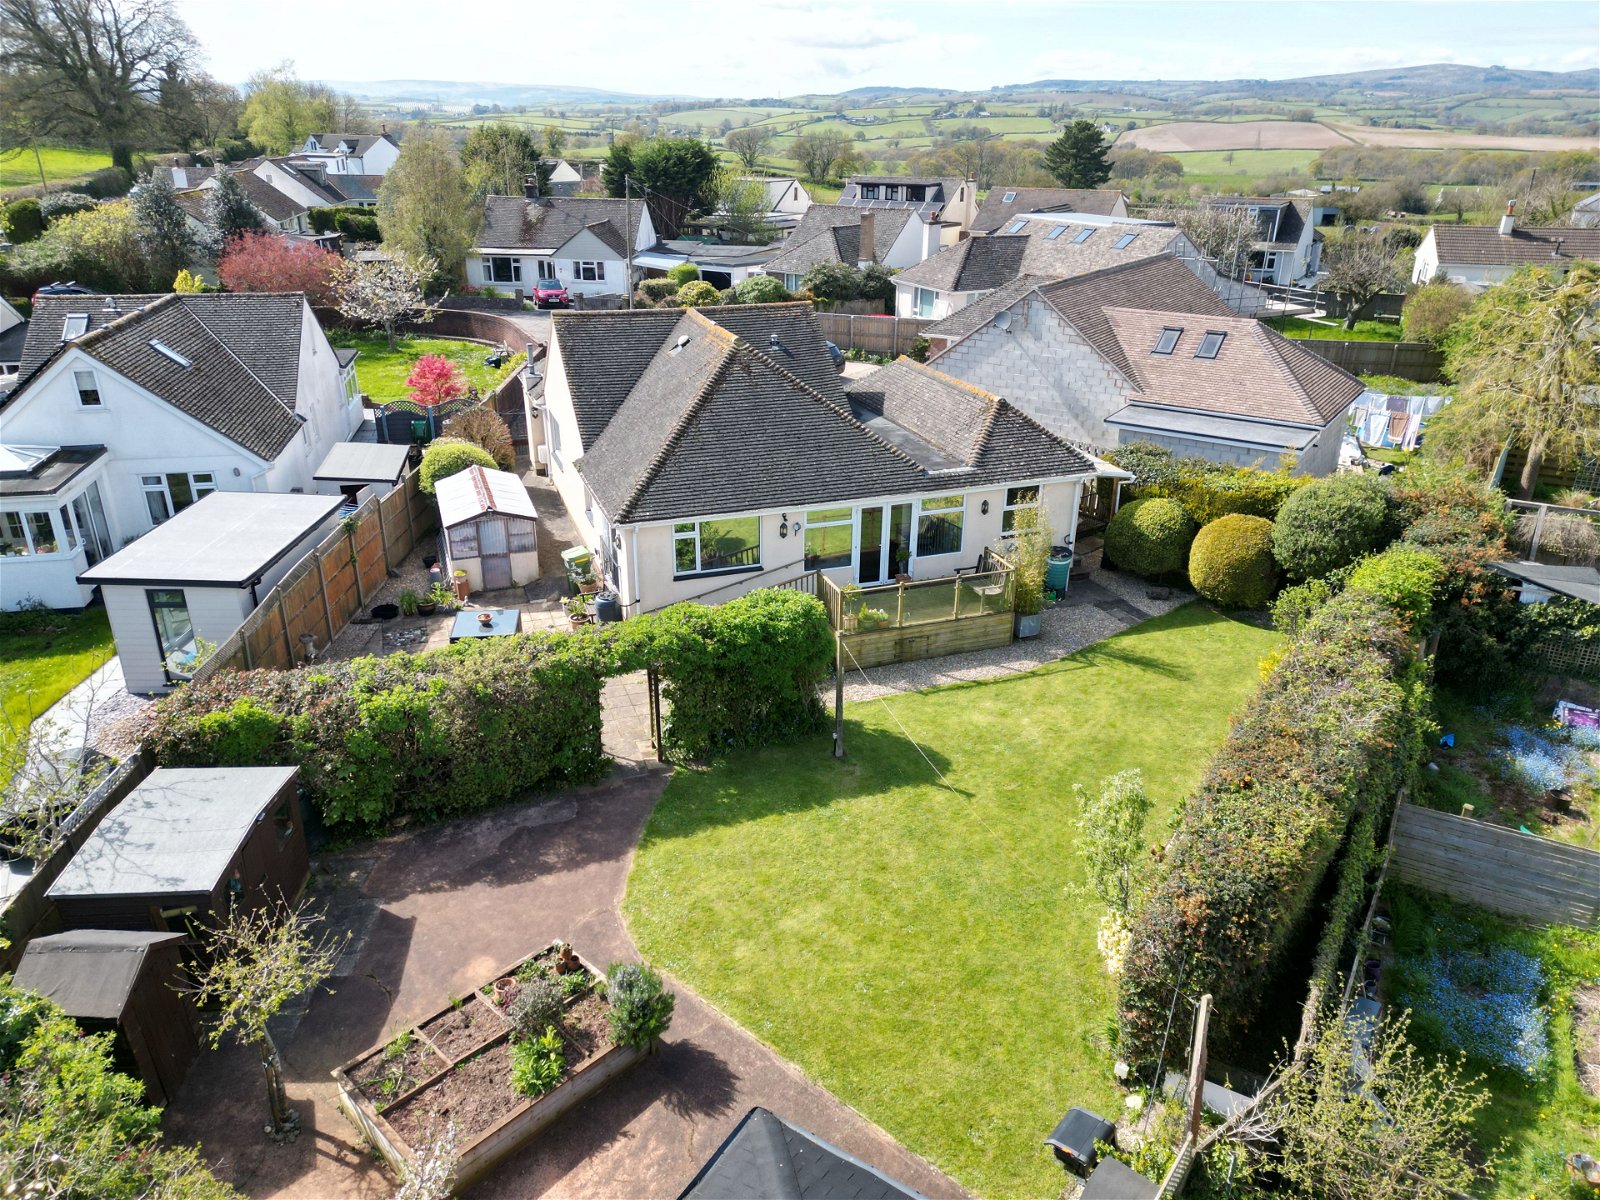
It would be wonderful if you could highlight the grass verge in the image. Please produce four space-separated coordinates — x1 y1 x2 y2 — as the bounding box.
0 607 114 767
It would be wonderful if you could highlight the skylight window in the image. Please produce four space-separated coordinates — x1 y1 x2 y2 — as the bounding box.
1072 227 1095 244
61 314 89 341
1044 225 1067 241
149 339 192 368
1113 232 1138 249
1006 219 1028 234
1152 327 1182 355
1001 191 1017 203
1195 331 1227 359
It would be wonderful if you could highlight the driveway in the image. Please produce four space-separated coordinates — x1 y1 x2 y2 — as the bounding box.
163 769 968 1199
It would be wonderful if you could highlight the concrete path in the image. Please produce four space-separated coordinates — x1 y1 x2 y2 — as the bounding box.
163 770 968 1200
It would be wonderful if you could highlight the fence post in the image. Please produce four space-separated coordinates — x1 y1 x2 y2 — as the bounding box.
277 596 296 668
349 520 367 608
375 497 391 572
316 552 337 648
833 634 845 759
1530 504 1547 558
400 480 417 555
1186 994 1212 1141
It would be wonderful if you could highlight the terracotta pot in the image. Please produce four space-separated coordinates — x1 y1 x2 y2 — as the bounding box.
454 577 470 601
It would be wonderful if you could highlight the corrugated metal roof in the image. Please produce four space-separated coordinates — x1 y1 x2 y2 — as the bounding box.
435 464 537 527
14 930 185 1019
48 767 298 899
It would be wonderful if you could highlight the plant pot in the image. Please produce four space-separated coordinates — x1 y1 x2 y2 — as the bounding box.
477 611 495 627
492 977 519 1007
417 601 437 615
454 577 470 602
568 612 592 627
1015 611 1042 639
578 580 600 596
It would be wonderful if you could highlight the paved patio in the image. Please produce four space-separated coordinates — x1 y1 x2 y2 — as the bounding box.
161 772 968 1200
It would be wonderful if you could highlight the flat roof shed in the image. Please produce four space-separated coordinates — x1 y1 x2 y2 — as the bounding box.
313 441 412 487
48 766 307 931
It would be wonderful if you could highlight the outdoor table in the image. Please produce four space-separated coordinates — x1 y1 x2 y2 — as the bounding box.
449 607 521 643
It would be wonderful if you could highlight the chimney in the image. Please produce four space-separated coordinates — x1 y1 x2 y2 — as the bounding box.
381 122 387 135
857 211 876 268
1498 201 1516 237
524 172 542 200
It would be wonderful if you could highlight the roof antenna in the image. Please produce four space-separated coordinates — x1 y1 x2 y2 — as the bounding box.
104 295 119 313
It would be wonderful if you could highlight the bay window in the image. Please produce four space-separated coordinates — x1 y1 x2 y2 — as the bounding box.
915 495 964 557
673 516 760 577
803 507 853 570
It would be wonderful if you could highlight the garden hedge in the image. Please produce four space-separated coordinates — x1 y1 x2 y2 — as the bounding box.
1271 472 1392 580
1106 442 1308 524
675 280 721 307
1346 546 1446 626
148 589 835 832
1188 514 1279 609
418 438 496 494
733 274 789 304
1104 497 1195 578
309 205 381 242
1118 590 1429 1067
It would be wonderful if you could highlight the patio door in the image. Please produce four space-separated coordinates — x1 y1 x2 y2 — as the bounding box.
856 502 913 584
478 517 513 590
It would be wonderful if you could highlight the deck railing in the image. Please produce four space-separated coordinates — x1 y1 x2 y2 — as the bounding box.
818 566 1014 633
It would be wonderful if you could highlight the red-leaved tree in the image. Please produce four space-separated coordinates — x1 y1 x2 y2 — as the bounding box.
405 354 468 409
218 232 337 304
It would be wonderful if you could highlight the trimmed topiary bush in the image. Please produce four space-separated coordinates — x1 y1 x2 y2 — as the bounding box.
1271 472 1391 581
638 277 680 304
1 198 44 244
1104 497 1195 578
733 274 789 304
1189 514 1279 609
417 437 496 494
675 280 720 307
1347 546 1446 626
666 261 699 286
603 962 674 1048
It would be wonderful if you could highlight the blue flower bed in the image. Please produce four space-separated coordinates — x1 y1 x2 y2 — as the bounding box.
1408 946 1551 1078
1496 724 1598 794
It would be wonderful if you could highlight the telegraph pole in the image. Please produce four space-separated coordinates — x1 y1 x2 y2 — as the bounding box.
625 173 635 310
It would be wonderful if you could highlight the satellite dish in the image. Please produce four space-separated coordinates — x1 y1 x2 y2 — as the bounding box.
992 310 1013 333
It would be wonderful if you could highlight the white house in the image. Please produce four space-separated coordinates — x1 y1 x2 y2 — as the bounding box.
1204 196 1332 285
0 293 362 610
970 187 1128 234
736 176 812 230
77 491 342 691
837 176 978 244
0 297 25 378
538 303 1116 615
467 194 657 300
1412 205 1600 287
931 257 1362 477
757 205 941 293
296 131 401 177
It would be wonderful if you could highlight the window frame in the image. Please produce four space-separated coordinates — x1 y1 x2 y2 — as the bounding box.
671 515 762 579
1195 331 1227 359
1006 219 1028 234
914 287 937 318
1001 484 1040 533
1152 327 1182 356
1044 225 1067 241
140 471 217 525
1113 232 1138 249
914 494 964 558
74 369 102 407
146 588 197 682
803 507 854 571
484 255 522 284
1071 227 1095 244
1001 190 1017 203
0 507 76 557
573 260 606 282
536 258 557 280
447 522 479 559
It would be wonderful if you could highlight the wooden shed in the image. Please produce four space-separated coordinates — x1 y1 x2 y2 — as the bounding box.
47 766 307 934
14 929 200 1105
437 464 539 593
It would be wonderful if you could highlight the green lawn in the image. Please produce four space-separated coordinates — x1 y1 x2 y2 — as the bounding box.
1265 316 1403 342
328 332 523 406
625 604 1280 1198
0 144 114 189
0 607 114 766
1386 887 1600 1199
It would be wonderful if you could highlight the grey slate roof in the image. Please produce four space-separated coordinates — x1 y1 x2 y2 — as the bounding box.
475 196 645 254
761 205 915 275
1490 559 1600 602
11 293 309 460
48 767 299 899
1430 223 1600 266
895 236 1030 292
678 1108 924 1200
566 305 1095 525
899 219 1181 294
971 187 1126 233
923 275 1052 341
231 171 308 223
14 930 186 1020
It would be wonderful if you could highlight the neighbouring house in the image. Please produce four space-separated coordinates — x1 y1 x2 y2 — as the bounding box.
1412 204 1600 286
468 192 657 300
0 293 363 611
178 169 313 237
437 463 539 593
0 296 26 379
932 256 1363 475
1204 195 1334 285
969 187 1129 234
296 130 401 176
736 175 813 230
540 303 1113 614
896 214 1266 322
76 492 342 689
677 1107 924 1200
232 155 384 212
540 158 584 197
13 930 199 1105
1570 191 1600 228
757 205 941 293
634 239 785 290
47 766 309 930
837 175 978 243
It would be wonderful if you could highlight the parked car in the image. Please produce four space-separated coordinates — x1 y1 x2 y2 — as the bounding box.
34 281 99 299
532 280 569 308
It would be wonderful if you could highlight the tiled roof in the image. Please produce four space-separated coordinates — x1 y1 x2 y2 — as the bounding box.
231 171 308 223
1430 223 1600 266
475 196 645 253
895 236 1029 292
923 275 1052 341
1104 308 1362 426
899 219 1181 295
761 205 915 275
11 293 308 460
325 174 383 204
307 133 393 157
971 187 1126 233
568 305 1092 524
678 1107 921 1200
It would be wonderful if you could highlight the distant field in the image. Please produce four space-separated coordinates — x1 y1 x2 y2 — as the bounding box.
0 144 113 189
1118 120 1351 152
1168 148 1323 177
1322 122 1600 151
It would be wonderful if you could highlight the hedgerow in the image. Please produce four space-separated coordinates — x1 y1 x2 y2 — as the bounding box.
1106 442 1308 524
1118 590 1430 1067
1346 546 1446 626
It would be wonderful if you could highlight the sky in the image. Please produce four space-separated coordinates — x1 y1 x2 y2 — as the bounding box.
175 0 1599 97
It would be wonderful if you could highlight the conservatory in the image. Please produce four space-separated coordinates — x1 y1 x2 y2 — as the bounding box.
0 444 116 610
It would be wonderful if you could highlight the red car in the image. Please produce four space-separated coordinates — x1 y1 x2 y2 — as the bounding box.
532 279 569 308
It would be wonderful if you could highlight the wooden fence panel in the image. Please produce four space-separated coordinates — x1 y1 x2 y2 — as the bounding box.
814 313 933 357
1295 339 1443 382
1390 803 1600 927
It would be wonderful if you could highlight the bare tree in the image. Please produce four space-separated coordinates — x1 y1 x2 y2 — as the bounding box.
725 126 772 172
1320 230 1400 328
790 131 852 184
186 899 347 1141
1152 202 1260 281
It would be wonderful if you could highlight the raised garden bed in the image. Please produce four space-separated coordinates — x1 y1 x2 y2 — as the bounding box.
333 943 653 1189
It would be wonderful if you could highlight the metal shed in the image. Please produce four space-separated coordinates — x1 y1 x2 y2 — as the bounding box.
436 464 538 594
13 929 199 1105
47 766 307 934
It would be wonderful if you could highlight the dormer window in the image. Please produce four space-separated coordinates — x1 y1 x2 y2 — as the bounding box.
1196 331 1226 359
1007 220 1028 234
1072 227 1095 244
74 369 102 406
1152 327 1182 356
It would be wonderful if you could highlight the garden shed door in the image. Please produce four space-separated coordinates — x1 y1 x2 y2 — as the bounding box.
478 518 513 590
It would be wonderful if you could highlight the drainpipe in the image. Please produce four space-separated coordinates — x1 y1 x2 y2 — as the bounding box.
626 525 640 616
